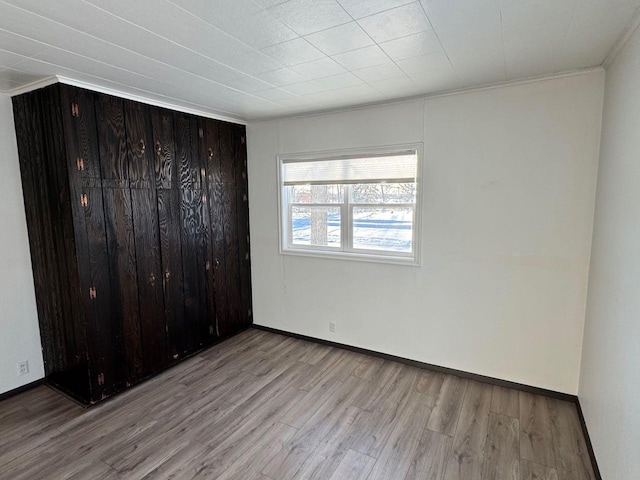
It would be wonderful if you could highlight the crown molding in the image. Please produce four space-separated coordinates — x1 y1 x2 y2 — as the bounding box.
603 7 640 69
6 75 247 125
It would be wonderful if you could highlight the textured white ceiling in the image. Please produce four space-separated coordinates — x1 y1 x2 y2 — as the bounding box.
0 0 638 121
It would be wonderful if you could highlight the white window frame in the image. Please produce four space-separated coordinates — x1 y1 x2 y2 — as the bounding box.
277 143 423 266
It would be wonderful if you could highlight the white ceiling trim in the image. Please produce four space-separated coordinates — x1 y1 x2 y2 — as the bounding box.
249 66 605 124
7 74 246 124
603 6 640 68
57 76 246 124
4 76 58 96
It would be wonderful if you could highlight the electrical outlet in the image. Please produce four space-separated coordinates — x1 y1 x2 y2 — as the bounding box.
329 322 336 333
17 360 29 376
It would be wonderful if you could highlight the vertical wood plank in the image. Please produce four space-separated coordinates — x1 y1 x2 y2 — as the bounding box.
233 124 252 328
180 188 210 350
131 188 167 375
83 186 122 401
125 100 154 189
157 189 187 361
94 93 128 186
102 187 144 384
173 113 201 190
150 107 176 189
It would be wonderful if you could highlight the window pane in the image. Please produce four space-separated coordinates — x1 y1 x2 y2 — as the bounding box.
350 183 416 204
289 184 344 203
292 206 341 248
352 206 413 253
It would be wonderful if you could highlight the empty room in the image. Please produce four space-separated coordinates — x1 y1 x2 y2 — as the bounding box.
1 0 639 479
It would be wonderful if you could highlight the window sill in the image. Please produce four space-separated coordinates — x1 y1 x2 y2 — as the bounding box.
280 247 420 267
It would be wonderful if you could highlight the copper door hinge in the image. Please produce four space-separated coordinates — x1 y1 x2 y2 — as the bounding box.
80 193 88 207
97 373 105 386
76 157 85 171
198 127 203 139
89 287 97 299
71 102 79 117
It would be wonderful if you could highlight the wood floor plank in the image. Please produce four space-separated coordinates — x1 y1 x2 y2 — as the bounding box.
520 460 559 480
350 365 419 458
547 398 596 480
367 391 433 480
491 385 520 418
405 429 453 480
519 392 556 469
443 380 493 480
0 330 597 480
415 369 445 408
427 374 469 436
482 412 520 480
262 377 368 480
327 450 375 480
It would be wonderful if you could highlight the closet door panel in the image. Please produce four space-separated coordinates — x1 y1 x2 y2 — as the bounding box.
180 189 210 350
218 123 242 335
60 85 102 181
150 107 176 189
158 189 187 360
125 101 154 189
131 188 168 375
94 94 128 187
174 113 202 190
234 126 253 328
103 187 144 384
80 187 124 400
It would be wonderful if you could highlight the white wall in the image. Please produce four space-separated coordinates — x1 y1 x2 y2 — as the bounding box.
248 71 604 395
579 24 640 479
0 94 45 395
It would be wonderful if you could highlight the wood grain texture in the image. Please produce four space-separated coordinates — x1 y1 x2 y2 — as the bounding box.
94 93 127 185
131 188 167 376
492 385 520 418
180 188 211 350
405 429 452 480
547 398 596 480
102 187 144 385
0 330 597 480
427 374 468 436
124 100 154 189
521 460 559 480
520 392 557 469
13 86 251 405
157 189 187 361
149 107 176 189
443 380 492 480
482 413 520 480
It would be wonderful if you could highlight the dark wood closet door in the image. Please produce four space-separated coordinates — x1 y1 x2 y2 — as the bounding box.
125 100 155 189
217 122 242 336
180 188 212 350
94 94 128 187
150 107 177 189
131 187 168 376
102 187 144 385
77 186 124 400
157 188 187 361
233 125 253 328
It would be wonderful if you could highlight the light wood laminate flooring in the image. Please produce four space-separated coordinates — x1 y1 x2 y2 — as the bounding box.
0 329 596 479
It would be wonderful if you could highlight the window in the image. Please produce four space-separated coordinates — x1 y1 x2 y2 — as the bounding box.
278 145 421 265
